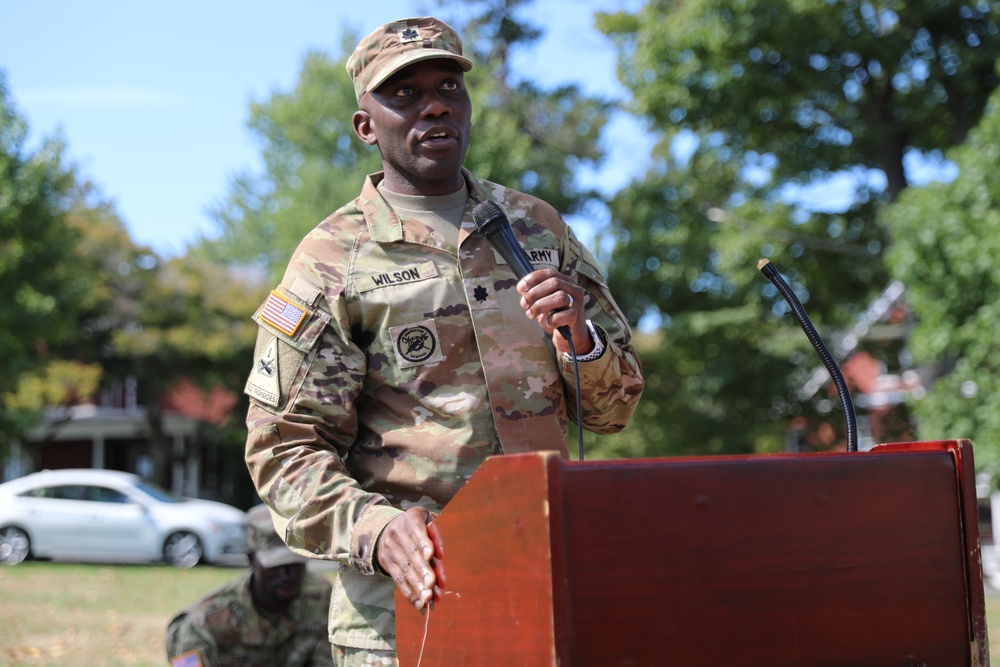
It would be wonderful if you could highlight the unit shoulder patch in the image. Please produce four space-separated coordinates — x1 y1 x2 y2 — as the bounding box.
245 337 280 407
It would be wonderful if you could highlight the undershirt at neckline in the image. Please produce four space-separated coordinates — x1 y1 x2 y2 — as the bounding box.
377 180 469 252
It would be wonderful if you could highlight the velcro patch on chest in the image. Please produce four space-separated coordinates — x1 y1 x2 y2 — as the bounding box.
389 319 445 369
354 261 439 293
492 246 560 271
465 278 498 311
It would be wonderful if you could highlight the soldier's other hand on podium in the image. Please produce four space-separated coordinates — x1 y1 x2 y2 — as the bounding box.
377 507 446 610
427 520 447 602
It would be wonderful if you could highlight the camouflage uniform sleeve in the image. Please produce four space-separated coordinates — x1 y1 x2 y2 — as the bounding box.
557 222 644 433
166 611 220 667
245 265 402 574
305 643 337 667
302 574 336 666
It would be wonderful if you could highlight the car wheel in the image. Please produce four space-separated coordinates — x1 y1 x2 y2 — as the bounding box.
163 531 203 568
0 526 31 565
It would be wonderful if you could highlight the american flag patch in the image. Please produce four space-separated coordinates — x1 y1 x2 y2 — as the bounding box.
260 291 308 336
171 650 204 667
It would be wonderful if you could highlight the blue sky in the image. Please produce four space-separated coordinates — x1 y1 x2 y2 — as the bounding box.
1 1 646 256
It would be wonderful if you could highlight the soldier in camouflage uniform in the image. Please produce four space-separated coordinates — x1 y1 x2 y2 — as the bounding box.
165 505 333 667
243 16 644 666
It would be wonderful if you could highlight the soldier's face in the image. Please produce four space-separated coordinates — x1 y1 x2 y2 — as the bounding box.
253 561 306 609
353 59 472 196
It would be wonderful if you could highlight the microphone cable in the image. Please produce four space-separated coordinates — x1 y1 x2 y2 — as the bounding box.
566 337 584 462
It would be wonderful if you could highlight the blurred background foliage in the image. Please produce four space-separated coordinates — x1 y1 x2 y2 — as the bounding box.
591 0 1000 458
4 0 1000 498
885 87 1000 470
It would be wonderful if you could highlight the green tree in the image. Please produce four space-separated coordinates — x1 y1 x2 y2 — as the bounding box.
3 192 141 425
202 38 382 282
3 168 260 488
105 254 263 486
63 193 262 494
601 0 1000 202
592 0 1000 456
884 95 1000 469
458 0 609 215
0 70 260 495
0 73 95 445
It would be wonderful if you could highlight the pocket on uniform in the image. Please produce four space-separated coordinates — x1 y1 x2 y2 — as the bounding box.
328 568 396 651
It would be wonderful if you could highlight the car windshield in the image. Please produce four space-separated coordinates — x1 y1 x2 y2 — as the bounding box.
135 480 187 504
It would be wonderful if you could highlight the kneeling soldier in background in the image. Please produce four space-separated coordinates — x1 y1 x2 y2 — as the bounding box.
166 504 333 667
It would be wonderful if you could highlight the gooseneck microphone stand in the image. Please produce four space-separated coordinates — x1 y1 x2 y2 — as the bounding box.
757 258 859 453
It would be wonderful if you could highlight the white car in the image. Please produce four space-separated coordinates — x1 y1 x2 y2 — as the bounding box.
0 468 247 567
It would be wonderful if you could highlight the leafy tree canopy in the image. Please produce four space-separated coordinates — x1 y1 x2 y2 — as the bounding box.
598 0 1000 201
884 91 1000 469
588 0 1000 456
0 73 95 442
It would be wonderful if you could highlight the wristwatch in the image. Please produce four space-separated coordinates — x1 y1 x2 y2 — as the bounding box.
564 320 605 362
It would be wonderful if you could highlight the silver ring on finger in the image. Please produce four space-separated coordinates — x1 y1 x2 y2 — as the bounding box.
565 293 574 310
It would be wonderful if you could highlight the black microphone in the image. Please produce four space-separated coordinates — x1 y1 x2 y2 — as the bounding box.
472 200 572 341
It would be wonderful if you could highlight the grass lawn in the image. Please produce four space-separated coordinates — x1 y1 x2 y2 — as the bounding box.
0 562 253 667
1 562 998 665
989 594 1000 662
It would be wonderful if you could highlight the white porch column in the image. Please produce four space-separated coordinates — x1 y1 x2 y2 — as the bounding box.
185 456 200 498
171 432 185 495
90 433 105 469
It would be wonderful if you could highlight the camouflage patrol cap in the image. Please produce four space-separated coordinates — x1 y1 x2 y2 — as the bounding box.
246 504 307 569
346 16 474 103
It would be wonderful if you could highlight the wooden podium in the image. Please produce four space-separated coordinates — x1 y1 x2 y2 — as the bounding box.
396 439 989 666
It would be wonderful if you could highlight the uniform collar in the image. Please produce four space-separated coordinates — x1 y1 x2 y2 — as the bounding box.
360 168 490 244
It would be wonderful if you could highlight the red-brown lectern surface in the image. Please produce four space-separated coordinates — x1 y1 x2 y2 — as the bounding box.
396 439 988 666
